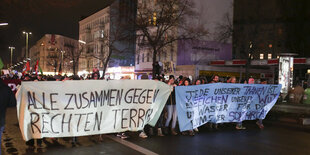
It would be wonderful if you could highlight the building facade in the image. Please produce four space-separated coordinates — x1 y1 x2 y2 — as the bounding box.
135 0 233 79
233 0 310 60
29 34 78 75
79 0 136 77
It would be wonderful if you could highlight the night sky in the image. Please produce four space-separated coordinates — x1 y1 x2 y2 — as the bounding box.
0 0 113 66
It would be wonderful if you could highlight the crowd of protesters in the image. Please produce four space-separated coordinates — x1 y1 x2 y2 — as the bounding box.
0 70 294 151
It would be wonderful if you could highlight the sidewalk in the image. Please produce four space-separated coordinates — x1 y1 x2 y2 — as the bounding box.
271 102 310 115
266 102 310 130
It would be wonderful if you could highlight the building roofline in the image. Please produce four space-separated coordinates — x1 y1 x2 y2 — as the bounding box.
79 0 114 23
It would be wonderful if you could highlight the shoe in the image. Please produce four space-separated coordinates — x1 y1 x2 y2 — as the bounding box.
181 131 188 136
214 124 218 130
194 128 199 132
256 121 264 129
236 125 246 130
99 135 103 142
117 133 128 139
139 131 148 138
171 128 178 136
189 130 195 136
157 128 164 136
163 127 169 135
71 137 77 144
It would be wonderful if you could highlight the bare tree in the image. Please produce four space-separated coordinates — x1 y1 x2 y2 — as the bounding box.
91 22 132 76
215 12 233 44
135 0 208 77
46 54 59 74
86 2 136 77
64 41 82 75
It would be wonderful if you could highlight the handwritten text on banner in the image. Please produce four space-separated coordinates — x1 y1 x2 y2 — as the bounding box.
16 80 171 141
175 83 281 131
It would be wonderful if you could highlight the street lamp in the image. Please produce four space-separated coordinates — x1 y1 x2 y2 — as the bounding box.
78 40 86 44
9 46 15 66
61 50 65 72
23 31 32 59
0 23 8 26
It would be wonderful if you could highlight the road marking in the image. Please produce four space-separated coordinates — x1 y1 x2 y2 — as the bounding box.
104 135 158 155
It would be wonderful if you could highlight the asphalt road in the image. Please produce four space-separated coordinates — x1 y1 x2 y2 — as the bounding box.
1 107 310 155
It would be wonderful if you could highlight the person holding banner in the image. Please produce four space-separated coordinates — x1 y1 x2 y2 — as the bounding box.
228 76 246 130
256 78 265 129
152 76 165 136
0 79 16 154
180 78 195 136
194 79 202 85
164 75 178 136
193 79 203 133
210 75 220 83
248 77 264 129
209 75 220 130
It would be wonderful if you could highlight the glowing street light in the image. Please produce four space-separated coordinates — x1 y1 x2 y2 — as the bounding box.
78 40 86 44
9 46 15 66
23 31 32 59
0 23 8 26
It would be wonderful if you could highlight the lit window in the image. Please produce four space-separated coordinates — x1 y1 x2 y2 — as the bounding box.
268 54 272 59
100 30 104 38
260 53 264 60
153 12 157 25
148 18 152 25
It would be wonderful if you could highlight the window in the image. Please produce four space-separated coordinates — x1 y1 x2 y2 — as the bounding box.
100 30 104 38
163 52 167 61
268 54 272 59
142 53 144 62
137 54 140 64
147 53 150 62
153 12 157 25
260 53 264 60
148 17 152 25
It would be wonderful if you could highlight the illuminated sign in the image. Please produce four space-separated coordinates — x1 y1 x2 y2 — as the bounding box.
278 56 293 94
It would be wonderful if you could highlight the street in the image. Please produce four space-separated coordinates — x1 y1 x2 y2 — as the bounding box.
2 107 310 155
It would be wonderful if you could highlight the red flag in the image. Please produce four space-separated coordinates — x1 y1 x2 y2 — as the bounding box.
34 60 39 75
22 61 30 75
26 61 30 72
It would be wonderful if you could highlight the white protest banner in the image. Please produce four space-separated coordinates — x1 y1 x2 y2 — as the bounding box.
16 80 171 141
175 83 282 132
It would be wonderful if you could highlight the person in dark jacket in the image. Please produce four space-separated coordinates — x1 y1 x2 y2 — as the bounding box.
0 79 16 154
164 75 178 135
